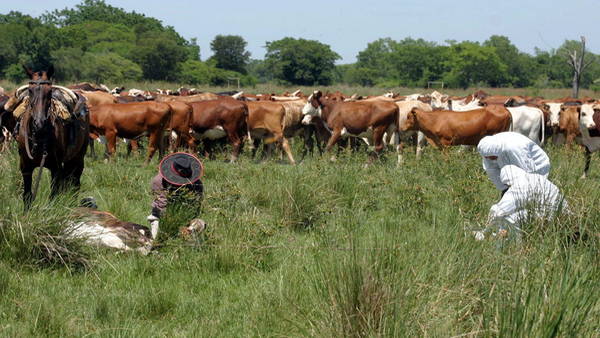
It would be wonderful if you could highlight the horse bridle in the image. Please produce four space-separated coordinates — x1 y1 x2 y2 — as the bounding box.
29 80 52 86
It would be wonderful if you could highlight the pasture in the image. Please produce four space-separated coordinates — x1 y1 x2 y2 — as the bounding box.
0 136 599 336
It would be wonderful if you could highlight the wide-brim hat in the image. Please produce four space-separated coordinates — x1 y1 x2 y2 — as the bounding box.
159 152 204 186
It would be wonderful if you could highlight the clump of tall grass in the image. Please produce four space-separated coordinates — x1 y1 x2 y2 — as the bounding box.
0 151 91 271
483 257 599 336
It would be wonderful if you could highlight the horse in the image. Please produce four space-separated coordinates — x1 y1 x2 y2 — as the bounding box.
7 66 89 210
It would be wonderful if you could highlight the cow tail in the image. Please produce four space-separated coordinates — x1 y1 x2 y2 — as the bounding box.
540 110 545 145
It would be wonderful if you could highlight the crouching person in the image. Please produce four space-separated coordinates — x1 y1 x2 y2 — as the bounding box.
476 165 568 241
147 152 205 240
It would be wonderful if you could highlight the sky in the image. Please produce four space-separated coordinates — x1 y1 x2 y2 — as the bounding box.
4 0 600 63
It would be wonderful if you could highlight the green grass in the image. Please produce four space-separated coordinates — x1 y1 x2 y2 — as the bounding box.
0 140 599 336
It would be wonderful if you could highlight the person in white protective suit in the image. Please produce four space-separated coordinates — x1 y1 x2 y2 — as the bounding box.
475 165 568 240
477 132 550 193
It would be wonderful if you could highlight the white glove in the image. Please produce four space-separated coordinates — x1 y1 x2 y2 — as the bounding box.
147 215 159 239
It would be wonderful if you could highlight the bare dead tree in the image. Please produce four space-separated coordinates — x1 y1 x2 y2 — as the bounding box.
566 36 594 98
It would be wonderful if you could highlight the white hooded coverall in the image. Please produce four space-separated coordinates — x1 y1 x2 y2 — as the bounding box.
487 165 567 234
477 132 550 191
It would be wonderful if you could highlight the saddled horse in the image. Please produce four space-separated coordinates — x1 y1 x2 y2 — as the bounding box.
5 66 89 209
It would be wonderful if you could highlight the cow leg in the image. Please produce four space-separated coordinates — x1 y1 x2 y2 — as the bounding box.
251 137 261 160
416 131 426 159
370 127 386 163
301 127 313 160
105 131 117 162
582 146 592 179
145 131 160 165
227 131 242 163
202 139 215 160
89 136 96 159
326 130 342 162
392 131 403 166
280 137 295 165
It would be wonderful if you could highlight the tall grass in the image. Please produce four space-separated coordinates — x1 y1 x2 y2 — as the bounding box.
0 140 598 335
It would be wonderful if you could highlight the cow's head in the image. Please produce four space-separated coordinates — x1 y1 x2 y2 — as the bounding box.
546 103 562 128
579 103 596 130
301 90 323 125
401 108 419 131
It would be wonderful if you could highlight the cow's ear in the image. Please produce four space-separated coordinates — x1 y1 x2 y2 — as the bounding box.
315 91 322 99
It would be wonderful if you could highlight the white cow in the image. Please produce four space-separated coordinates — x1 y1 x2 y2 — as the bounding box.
507 106 545 145
449 98 482 111
393 100 432 161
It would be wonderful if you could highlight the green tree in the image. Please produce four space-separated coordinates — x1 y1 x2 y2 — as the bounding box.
443 42 508 88
176 60 212 85
135 32 188 80
355 38 396 81
265 37 340 85
246 59 272 83
210 35 250 74
484 35 536 87
81 52 142 83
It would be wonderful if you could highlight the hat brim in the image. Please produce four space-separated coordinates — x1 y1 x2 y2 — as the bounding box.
159 152 204 186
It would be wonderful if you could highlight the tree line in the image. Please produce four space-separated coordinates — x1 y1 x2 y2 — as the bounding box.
1 0 599 90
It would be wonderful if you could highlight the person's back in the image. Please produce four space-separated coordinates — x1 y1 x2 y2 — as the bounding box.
478 132 550 191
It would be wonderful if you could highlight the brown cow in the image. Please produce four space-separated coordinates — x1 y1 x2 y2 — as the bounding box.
246 101 295 164
155 92 220 103
89 102 171 164
302 91 400 163
402 106 511 148
188 98 247 162
68 82 109 92
558 103 582 146
80 90 118 107
164 101 193 152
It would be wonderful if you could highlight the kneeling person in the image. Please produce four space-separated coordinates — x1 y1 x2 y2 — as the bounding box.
147 152 204 239
479 165 567 240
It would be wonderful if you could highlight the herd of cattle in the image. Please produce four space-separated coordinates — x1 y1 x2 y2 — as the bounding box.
1 83 600 176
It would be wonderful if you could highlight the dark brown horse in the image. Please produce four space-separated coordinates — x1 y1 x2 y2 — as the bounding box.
11 66 89 209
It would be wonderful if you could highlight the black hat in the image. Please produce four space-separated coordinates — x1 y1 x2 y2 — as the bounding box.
159 152 203 186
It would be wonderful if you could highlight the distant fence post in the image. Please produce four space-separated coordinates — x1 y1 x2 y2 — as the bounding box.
227 77 240 89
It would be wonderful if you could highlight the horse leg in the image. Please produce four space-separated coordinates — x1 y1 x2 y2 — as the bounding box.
50 167 63 199
21 167 33 210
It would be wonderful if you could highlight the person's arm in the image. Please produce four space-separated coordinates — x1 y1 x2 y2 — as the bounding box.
487 190 518 226
150 175 168 218
483 158 507 191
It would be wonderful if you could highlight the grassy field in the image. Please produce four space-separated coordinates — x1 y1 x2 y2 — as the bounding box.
0 139 599 336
